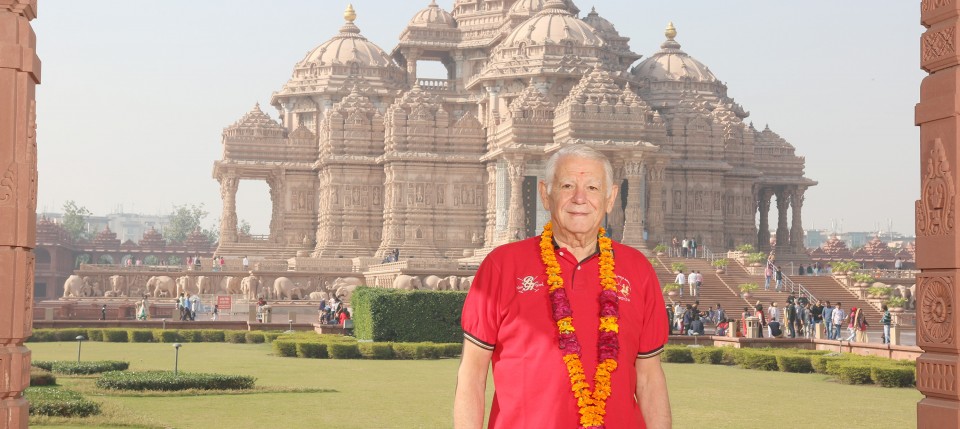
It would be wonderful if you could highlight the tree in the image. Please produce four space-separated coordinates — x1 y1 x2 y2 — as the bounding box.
164 204 212 244
61 200 91 241
239 219 251 235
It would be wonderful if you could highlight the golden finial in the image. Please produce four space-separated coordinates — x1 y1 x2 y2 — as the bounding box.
344 4 357 23
665 21 677 40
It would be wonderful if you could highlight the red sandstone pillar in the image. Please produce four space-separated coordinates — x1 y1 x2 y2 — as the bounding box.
917 2 960 427
0 1 39 427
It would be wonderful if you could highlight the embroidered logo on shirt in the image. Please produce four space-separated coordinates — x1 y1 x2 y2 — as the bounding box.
616 275 631 302
516 275 545 293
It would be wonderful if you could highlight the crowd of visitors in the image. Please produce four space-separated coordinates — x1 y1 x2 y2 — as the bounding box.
671 236 700 258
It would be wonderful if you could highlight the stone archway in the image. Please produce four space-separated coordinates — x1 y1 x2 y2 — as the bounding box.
0 1 39 427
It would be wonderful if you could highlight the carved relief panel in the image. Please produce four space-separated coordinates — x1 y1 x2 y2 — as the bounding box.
916 273 955 349
917 139 956 237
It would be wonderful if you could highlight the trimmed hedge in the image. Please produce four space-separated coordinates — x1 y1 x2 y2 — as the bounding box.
103 329 128 342
827 361 873 385
690 347 723 364
273 340 297 357
245 332 266 344
776 355 814 373
352 287 466 343
440 343 462 358
31 360 55 371
328 343 361 359
225 331 247 343
51 360 129 375
810 354 844 374
359 342 393 359
30 368 57 386
201 330 226 342
25 386 101 417
661 347 694 363
872 366 915 388
95 371 255 391
154 330 181 343
178 330 204 342
296 342 328 359
85 329 104 342
734 350 778 371
128 329 154 343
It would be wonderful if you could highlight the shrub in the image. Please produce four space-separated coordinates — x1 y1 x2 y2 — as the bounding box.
245 332 266 344
51 361 129 375
661 347 693 364
179 330 203 342
102 329 128 343
95 371 255 391
359 342 393 359
653 244 668 253
263 332 282 342
828 362 873 385
690 347 723 364
391 343 418 360
328 343 361 359
670 262 686 273
225 331 247 343
352 287 466 343
390 343 442 360
85 329 103 342
719 347 743 366
32 360 55 371
810 354 843 374
711 259 729 269
154 330 181 343
735 244 756 253
28 329 54 342
272 340 297 357
662 283 681 293
296 342 328 359
54 328 88 342
735 350 778 371
30 368 57 386
776 355 814 373
26 386 101 417
201 330 226 342
440 343 462 358
871 366 915 388
128 329 154 343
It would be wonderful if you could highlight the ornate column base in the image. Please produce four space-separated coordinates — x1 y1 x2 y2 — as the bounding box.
0 397 29 428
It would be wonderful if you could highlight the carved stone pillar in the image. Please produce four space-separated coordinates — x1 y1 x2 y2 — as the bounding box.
757 188 772 253
646 161 666 244
790 187 805 254
774 188 790 255
267 175 283 242
486 86 501 126
405 48 420 86
621 160 645 247
916 3 960 426
483 162 497 246
506 157 525 241
0 2 38 427
218 176 239 243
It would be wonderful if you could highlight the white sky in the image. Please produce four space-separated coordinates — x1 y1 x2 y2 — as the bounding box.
33 1 923 237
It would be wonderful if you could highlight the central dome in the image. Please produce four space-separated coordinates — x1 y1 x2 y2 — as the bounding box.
509 0 579 16
301 16 393 68
633 22 717 83
409 0 456 28
502 0 602 47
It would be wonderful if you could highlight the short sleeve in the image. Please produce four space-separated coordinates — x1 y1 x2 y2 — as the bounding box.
461 254 503 351
636 258 668 359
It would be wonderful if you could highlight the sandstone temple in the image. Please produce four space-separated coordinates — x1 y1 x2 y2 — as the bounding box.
212 0 816 263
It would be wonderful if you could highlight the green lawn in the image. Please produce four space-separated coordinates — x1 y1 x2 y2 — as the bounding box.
27 342 920 428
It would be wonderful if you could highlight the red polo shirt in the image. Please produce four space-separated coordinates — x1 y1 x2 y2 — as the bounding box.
462 237 668 429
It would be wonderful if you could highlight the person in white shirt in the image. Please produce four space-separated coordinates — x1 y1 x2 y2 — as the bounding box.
675 270 686 298
242 256 249 271
688 271 698 297
831 302 846 340
768 302 780 337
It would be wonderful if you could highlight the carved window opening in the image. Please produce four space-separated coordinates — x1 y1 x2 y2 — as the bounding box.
415 227 423 239
352 228 360 240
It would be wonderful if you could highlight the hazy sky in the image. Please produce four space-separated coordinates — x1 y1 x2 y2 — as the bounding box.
33 1 923 237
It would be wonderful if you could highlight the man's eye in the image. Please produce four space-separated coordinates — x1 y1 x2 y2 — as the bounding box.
561 184 573 189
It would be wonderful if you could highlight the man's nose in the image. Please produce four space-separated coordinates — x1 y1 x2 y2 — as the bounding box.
573 185 587 203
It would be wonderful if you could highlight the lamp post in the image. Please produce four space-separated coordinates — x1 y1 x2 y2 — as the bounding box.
75 335 85 363
172 343 182 376
288 319 294 332
162 318 166 330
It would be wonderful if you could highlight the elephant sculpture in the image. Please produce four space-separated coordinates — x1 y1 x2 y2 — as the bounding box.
309 291 329 301
335 284 358 302
393 274 422 290
176 276 192 295
196 276 212 294
240 275 260 300
63 275 92 298
437 275 459 291
147 276 176 298
330 277 362 290
423 275 442 290
459 276 474 291
108 275 128 296
273 277 304 300
220 276 241 294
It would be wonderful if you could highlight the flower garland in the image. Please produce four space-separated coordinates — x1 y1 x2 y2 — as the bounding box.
540 222 619 429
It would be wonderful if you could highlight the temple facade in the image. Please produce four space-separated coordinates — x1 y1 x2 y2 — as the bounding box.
212 0 815 261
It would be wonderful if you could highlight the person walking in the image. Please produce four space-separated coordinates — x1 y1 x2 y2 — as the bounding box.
767 302 780 337
880 304 892 344
675 270 686 298
845 306 859 342
694 270 703 296
100 305 107 321
775 266 784 292
764 264 773 291
811 301 824 339
688 271 698 297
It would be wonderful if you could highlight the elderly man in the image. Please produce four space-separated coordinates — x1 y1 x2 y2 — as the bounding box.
454 145 671 429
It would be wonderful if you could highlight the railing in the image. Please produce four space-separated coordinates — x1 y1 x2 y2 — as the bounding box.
852 268 919 281
416 78 454 91
78 264 184 273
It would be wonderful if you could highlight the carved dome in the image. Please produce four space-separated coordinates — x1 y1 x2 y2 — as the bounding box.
139 226 165 247
581 7 616 35
633 22 717 83
509 0 579 16
501 0 602 48
409 0 456 28
224 103 285 138
301 21 394 68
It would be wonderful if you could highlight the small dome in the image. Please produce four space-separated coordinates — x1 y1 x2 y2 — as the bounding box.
581 7 616 36
300 9 393 68
502 0 602 47
633 22 717 83
409 0 456 28
510 0 579 16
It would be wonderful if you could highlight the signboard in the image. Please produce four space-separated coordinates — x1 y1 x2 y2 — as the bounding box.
217 295 232 311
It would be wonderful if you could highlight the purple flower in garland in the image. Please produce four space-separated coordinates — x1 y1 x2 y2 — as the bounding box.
551 289 573 320
558 332 582 355
599 290 619 316
598 331 619 361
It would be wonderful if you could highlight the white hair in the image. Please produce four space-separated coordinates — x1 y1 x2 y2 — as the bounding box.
544 145 615 196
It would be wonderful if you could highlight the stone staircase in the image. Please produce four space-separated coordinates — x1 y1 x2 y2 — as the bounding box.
650 256 751 317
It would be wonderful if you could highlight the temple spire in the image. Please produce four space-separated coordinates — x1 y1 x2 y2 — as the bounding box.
344 4 357 23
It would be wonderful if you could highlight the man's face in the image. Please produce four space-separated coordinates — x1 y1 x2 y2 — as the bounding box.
539 156 618 238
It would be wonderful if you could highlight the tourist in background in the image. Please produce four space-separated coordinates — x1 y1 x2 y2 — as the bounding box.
681 238 689 258
690 238 697 258
775 266 783 292
764 264 773 291
755 303 766 338
822 301 834 340
767 302 779 337
855 307 869 342
675 270 685 298
672 236 679 257
100 304 106 321
714 303 726 327
831 303 845 340
881 304 892 344
694 270 702 296
688 271 697 297
242 255 249 271
785 299 798 338
798 264 804 276
894 258 903 270
845 306 859 342
811 301 824 338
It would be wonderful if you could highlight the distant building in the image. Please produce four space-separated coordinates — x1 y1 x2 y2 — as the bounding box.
38 211 171 243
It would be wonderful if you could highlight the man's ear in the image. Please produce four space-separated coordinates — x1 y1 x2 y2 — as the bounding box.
538 180 551 211
604 184 619 213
